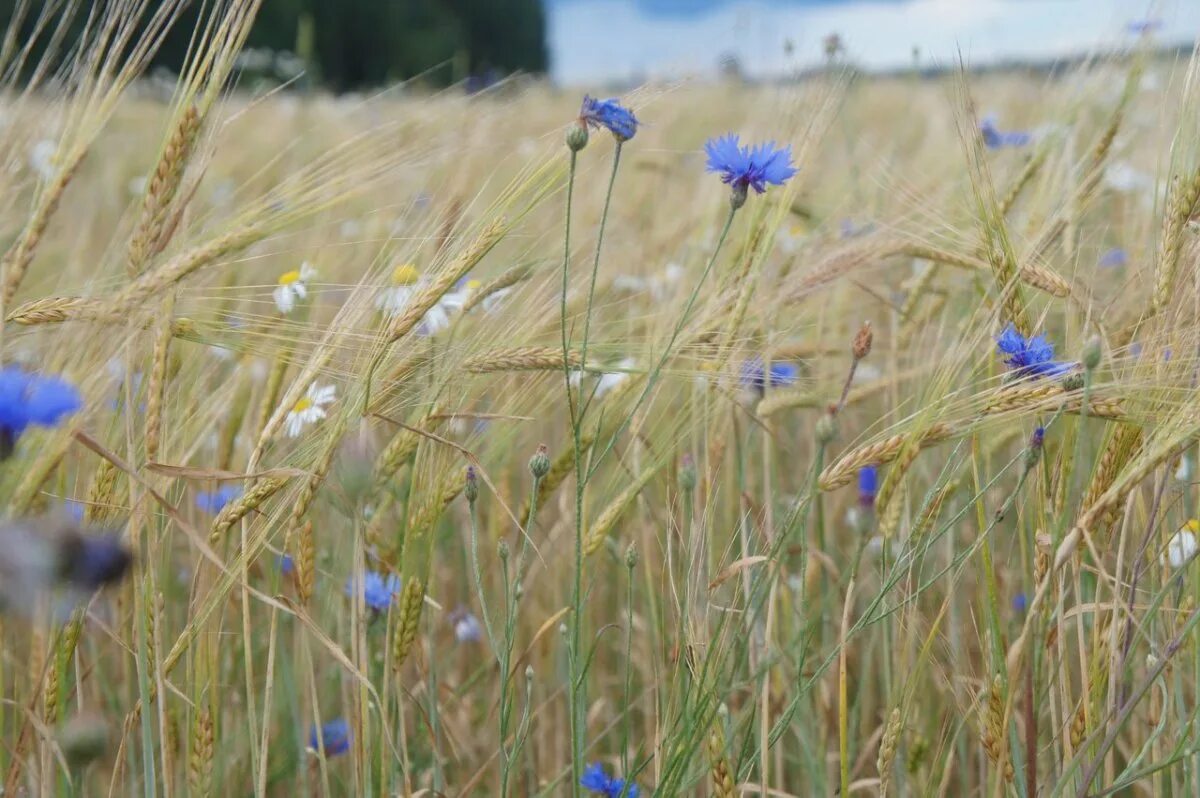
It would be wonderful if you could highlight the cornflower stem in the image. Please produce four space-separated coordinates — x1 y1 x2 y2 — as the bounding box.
620 554 635 791
578 141 623 417
500 474 541 796
566 138 626 793
557 145 585 793
838 533 870 798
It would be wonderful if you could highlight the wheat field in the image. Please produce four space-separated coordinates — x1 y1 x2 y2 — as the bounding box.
0 3 1199 797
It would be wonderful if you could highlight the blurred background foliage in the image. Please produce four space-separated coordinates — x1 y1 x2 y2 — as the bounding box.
0 0 549 90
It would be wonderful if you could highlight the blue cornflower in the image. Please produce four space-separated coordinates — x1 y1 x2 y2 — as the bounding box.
345 570 402 612
277 553 295 575
450 608 483 643
858 465 879 508
1013 592 1028 614
979 116 1031 150
740 358 798 393
308 718 350 757
65 499 85 522
581 762 640 798
0 366 82 456
195 485 242 514
580 96 639 141
63 534 133 591
705 134 797 203
995 324 1073 379
1099 247 1128 268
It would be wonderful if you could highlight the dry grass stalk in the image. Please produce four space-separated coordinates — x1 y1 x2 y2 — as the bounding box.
461 346 582 373
189 706 214 796
981 384 1127 420
461 263 531 313
819 423 956 491
144 293 177 462
208 477 289 541
392 579 425 669
877 707 902 798
981 675 1014 782
1152 167 1200 314
85 458 126 524
706 719 735 798
583 462 663 556
129 104 203 277
1080 424 1144 531
1 155 85 304
897 243 1069 297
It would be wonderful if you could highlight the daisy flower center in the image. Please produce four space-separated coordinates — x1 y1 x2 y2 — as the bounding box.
278 269 302 286
466 279 482 291
391 264 419 285
292 397 312 413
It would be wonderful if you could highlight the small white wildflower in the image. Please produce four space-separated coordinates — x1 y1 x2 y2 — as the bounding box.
1104 162 1151 195
1163 525 1198 569
453 611 483 643
284 383 336 438
273 262 316 315
573 358 635 398
376 263 421 317
30 139 56 180
1176 455 1193 484
613 275 649 292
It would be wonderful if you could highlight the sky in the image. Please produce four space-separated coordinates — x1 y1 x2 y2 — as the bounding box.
545 0 1200 85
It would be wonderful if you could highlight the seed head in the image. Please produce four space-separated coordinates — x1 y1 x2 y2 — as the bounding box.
625 543 638 569
464 466 479 504
498 539 510 562
852 321 873 361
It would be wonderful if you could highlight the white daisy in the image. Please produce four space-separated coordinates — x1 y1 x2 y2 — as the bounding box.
284 383 336 438
376 263 421 317
1163 524 1199 569
274 262 316 315
376 264 469 335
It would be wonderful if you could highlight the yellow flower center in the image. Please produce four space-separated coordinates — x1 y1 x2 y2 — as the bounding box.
466 279 482 291
391 264 419 285
292 397 312 413
278 269 302 286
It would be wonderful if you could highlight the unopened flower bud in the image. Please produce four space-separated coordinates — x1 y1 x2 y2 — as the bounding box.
464 466 479 504
678 454 697 492
1062 372 1085 391
625 544 638 569
529 444 550 479
1023 426 1045 473
497 539 509 562
1082 335 1102 372
852 321 873 361
566 120 589 152
815 410 837 445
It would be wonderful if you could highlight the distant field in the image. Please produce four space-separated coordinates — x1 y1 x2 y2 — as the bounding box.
0 6 1196 796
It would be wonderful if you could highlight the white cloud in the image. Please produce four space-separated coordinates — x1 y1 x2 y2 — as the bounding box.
550 0 1200 84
